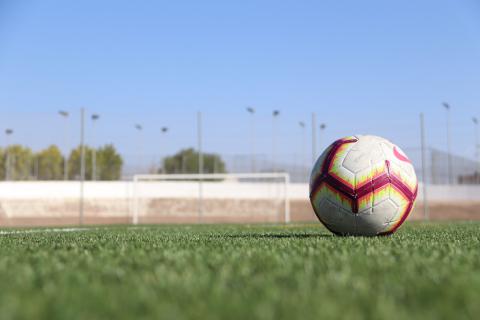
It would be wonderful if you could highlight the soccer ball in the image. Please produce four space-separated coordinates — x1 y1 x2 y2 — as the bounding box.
309 135 418 236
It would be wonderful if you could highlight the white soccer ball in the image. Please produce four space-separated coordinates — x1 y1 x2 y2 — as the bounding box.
309 135 418 236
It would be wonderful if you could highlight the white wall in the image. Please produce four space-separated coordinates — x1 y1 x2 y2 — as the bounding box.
0 181 478 202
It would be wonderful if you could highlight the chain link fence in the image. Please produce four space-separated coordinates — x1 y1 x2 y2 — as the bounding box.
2 111 479 185
2 145 479 184
121 147 480 185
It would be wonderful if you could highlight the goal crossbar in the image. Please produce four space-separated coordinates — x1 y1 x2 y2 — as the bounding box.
134 172 290 181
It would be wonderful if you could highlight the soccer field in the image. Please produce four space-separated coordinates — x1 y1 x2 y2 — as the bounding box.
0 223 478 320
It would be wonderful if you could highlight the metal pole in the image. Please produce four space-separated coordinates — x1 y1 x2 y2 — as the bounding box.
182 153 186 173
30 156 35 180
5 129 13 181
443 103 453 184
319 124 326 153
303 124 306 181
272 110 279 172
252 110 256 173
64 119 68 180
246 107 256 173
197 111 204 222
447 108 453 184
477 120 479 170
473 117 479 176
92 121 96 181
35 156 39 180
90 114 100 180
4 150 8 181
160 127 169 173
272 116 275 172
58 111 69 180
10 154 15 180
312 113 317 164
284 173 290 224
420 113 429 221
431 150 436 185
79 108 85 225
134 124 143 174
5 134 9 181
91 115 99 181
132 175 139 225
299 122 306 182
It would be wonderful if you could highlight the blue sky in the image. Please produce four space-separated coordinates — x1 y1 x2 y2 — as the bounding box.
0 0 479 164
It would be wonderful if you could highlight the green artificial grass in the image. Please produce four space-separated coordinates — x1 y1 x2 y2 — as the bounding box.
0 222 478 320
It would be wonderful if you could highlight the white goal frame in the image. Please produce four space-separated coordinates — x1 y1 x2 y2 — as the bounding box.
132 173 290 225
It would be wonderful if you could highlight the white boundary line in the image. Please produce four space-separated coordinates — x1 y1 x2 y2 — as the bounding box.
0 227 96 236
0 225 155 236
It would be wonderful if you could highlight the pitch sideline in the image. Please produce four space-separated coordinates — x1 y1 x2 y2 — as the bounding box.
0 226 149 236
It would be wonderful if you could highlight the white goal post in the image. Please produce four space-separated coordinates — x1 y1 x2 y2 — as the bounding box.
132 173 290 225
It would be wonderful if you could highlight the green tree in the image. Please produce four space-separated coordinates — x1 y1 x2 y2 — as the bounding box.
97 144 123 180
36 145 64 180
68 145 94 180
162 148 226 174
4 145 34 180
68 144 123 180
0 148 5 180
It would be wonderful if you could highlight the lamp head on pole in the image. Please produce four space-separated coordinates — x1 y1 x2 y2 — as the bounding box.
161 127 168 133
5 129 13 135
246 107 255 114
58 110 69 117
442 102 450 110
135 124 143 131
273 110 280 117
299 121 305 128
473 117 478 125
91 114 100 121
320 123 327 130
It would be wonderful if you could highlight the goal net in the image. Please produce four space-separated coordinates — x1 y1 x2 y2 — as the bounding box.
132 173 290 225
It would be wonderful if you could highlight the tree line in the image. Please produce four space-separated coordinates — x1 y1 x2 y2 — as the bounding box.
0 146 227 181
161 148 226 174
0 144 123 180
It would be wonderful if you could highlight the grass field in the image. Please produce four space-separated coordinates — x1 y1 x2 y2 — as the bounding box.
0 222 478 320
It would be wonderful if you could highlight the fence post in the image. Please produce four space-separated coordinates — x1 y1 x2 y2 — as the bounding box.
132 175 139 225
79 108 85 225
284 174 291 224
197 111 204 222
420 113 429 221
